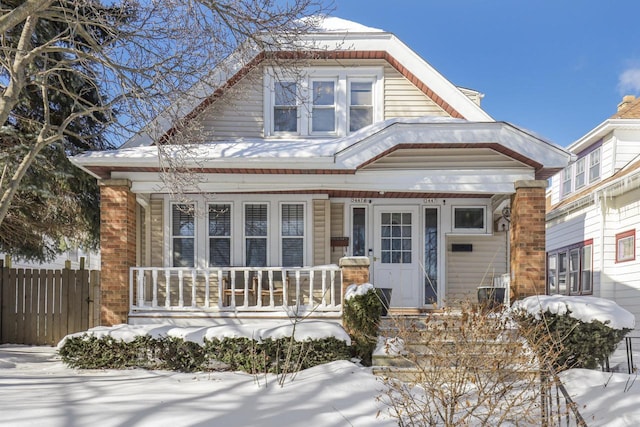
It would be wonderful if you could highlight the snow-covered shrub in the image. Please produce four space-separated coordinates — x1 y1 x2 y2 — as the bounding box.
514 295 634 370
343 283 382 366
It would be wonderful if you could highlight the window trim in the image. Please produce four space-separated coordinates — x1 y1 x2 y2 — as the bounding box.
264 67 383 138
280 202 306 267
170 202 196 268
243 202 269 267
589 147 601 183
547 239 593 296
347 78 375 133
616 229 636 263
272 80 300 136
207 203 232 267
309 78 338 136
451 206 487 234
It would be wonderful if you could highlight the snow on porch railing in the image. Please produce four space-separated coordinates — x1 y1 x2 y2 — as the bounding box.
129 266 343 314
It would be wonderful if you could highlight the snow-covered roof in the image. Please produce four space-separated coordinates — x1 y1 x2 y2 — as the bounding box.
71 117 571 178
304 16 383 33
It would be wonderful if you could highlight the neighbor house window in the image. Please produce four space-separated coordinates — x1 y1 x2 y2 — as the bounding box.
616 229 636 263
574 157 586 189
281 204 304 266
311 80 336 133
561 166 572 196
172 204 195 267
273 81 298 133
547 240 593 295
453 207 486 232
589 147 601 182
245 204 268 267
208 204 231 267
349 80 373 132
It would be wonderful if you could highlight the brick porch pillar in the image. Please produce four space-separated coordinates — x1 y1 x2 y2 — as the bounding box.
339 256 370 301
510 180 547 301
99 179 137 325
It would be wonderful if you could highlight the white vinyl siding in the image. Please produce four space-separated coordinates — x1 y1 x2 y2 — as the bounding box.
313 200 330 266
445 232 508 302
330 202 345 264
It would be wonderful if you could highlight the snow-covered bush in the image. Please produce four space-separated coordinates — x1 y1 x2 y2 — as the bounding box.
514 295 635 370
343 283 382 366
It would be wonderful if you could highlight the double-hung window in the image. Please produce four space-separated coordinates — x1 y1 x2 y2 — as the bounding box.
349 81 373 132
281 204 304 267
574 158 586 189
311 80 336 133
589 147 601 182
273 81 298 133
561 166 572 196
208 204 231 267
245 204 268 267
172 204 195 267
616 230 636 263
547 240 593 295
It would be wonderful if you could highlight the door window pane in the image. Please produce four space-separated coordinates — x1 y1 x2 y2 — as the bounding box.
352 208 366 256
381 211 411 264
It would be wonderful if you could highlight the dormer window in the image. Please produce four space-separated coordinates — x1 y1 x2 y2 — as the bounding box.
265 67 383 137
273 81 298 133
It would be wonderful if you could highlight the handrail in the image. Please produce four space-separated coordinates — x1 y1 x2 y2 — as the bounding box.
542 363 588 427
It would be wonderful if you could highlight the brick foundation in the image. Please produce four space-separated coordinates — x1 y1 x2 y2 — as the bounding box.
99 179 137 325
510 180 547 301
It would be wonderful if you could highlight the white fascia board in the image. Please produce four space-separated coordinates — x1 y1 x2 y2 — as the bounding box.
335 122 572 170
298 32 493 122
124 168 533 194
568 119 640 154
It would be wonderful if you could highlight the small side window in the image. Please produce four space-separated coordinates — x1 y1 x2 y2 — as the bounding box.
616 230 636 263
453 207 486 233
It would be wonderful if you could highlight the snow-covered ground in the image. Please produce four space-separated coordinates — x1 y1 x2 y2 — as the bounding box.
0 344 395 427
1 344 640 426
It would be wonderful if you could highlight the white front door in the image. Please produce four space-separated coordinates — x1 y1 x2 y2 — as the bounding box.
372 206 420 308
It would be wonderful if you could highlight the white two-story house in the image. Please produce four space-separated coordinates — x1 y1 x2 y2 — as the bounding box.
547 95 640 326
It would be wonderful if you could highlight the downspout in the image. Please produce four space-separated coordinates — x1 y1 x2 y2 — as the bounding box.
597 189 607 298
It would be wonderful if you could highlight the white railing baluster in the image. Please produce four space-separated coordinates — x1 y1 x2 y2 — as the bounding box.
309 270 315 307
204 273 210 308
129 268 135 309
320 270 327 307
217 270 223 309
137 269 145 307
282 269 288 307
268 270 274 307
330 270 336 307
243 270 250 308
229 273 236 309
295 270 301 307
152 269 158 307
164 269 171 307
178 270 184 307
256 270 263 308
191 270 197 307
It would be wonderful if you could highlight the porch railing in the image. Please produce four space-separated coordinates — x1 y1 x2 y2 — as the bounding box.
129 266 343 315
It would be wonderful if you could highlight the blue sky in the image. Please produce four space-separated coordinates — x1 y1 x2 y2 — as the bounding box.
332 1 640 147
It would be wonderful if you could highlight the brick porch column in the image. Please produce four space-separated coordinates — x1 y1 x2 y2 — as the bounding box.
99 179 137 325
339 256 370 301
510 180 547 301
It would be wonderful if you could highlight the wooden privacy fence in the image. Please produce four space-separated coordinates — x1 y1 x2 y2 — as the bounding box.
0 262 100 346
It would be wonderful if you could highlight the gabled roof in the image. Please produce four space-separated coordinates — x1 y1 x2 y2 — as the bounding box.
121 16 493 149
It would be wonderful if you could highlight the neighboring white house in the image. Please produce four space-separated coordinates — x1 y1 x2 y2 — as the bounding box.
70 17 570 325
546 95 640 326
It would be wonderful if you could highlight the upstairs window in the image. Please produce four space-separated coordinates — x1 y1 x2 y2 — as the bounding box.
273 82 298 133
349 81 373 132
265 67 382 137
574 158 585 189
311 80 336 133
589 147 601 182
561 166 572 197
